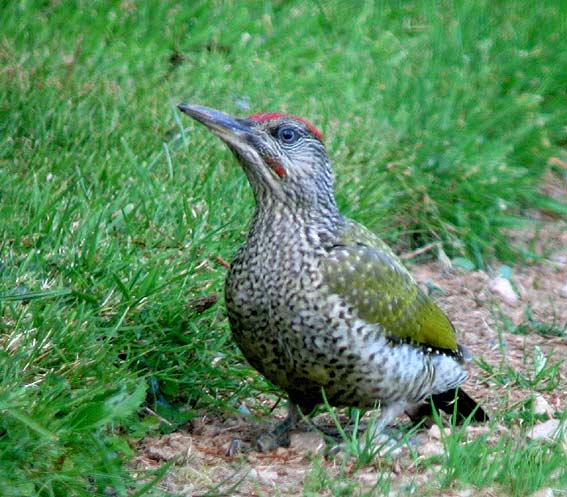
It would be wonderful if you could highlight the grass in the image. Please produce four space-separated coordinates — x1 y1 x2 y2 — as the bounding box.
434 423 567 496
303 418 567 497
1 0 566 495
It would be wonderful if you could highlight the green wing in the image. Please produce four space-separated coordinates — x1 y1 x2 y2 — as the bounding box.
323 219 459 353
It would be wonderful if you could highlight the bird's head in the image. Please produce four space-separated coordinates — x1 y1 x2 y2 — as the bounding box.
178 104 336 212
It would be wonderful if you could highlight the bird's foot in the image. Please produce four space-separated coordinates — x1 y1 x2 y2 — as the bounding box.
255 415 295 452
256 431 289 452
225 437 245 457
223 419 294 455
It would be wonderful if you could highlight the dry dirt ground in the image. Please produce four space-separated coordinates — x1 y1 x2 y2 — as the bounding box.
133 221 566 497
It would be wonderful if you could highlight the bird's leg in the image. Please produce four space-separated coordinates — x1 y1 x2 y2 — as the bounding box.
366 402 408 445
256 400 301 452
327 401 408 458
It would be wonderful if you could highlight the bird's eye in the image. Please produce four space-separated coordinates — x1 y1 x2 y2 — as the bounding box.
277 126 299 144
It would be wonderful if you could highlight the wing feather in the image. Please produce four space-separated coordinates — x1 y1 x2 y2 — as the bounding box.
323 220 459 355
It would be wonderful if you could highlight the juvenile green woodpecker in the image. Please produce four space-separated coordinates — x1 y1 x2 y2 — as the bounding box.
178 104 487 449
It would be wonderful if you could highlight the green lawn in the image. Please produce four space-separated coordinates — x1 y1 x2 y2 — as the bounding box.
1 1 566 495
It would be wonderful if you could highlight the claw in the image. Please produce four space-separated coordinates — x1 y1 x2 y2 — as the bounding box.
256 431 289 452
226 438 244 457
255 400 301 452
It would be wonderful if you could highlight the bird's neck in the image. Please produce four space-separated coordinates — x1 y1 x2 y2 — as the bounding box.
249 193 343 247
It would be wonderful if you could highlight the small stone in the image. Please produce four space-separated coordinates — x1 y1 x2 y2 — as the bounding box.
356 470 379 485
240 32 252 45
289 431 326 455
533 395 553 418
428 424 451 440
527 419 560 441
429 424 441 440
463 425 491 437
455 489 475 497
489 276 519 304
253 465 279 485
418 440 444 457
530 487 554 497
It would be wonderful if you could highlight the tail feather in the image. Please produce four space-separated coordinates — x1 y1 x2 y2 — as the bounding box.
409 388 489 425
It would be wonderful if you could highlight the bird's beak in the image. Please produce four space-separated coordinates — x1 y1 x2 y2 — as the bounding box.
177 103 284 194
177 104 257 149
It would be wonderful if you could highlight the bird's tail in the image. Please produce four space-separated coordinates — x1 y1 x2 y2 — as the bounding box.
408 388 489 425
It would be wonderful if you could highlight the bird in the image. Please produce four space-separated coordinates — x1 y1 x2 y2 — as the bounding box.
177 103 488 450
